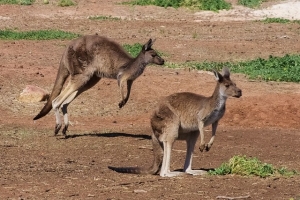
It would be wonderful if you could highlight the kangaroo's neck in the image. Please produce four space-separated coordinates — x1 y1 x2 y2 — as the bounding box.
209 83 227 111
120 53 148 79
130 55 148 72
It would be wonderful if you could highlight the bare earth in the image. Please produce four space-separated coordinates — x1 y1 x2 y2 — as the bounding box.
1 0 300 199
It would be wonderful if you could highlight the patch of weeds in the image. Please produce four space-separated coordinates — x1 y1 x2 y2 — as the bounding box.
0 29 80 40
209 155 298 178
123 0 231 11
170 54 300 82
0 0 34 5
196 0 231 11
88 15 121 21
58 0 75 7
123 43 143 57
261 18 290 24
238 0 264 8
261 18 300 24
123 42 165 58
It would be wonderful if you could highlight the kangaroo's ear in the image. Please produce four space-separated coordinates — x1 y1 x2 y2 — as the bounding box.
213 69 223 82
222 67 230 78
143 38 155 51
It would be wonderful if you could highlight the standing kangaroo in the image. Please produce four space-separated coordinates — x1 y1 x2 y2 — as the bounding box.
33 34 164 135
109 67 242 177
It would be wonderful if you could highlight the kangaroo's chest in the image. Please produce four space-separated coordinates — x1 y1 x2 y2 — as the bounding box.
203 107 225 127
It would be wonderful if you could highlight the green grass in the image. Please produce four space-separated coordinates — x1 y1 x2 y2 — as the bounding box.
168 54 300 82
0 0 34 5
0 29 80 40
123 42 165 57
88 15 121 21
123 43 143 57
209 155 298 178
58 0 75 7
261 18 300 24
238 0 264 8
123 0 231 11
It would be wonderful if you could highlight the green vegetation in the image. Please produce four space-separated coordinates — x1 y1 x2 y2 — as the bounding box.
58 0 75 7
88 15 121 21
261 18 300 24
123 0 231 11
209 155 298 178
261 18 290 24
123 43 143 57
0 0 34 5
168 54 300 82
123 42 165 58
238 0 264 8
0 29 80 40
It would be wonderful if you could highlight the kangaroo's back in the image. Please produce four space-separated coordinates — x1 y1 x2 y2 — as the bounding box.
67 35 133 78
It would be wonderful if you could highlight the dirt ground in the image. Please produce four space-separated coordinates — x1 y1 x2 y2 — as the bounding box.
0 0 300 199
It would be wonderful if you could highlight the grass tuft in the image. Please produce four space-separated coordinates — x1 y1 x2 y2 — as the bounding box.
123 42 165 57
88 15 121 21
209 155 298 178
238 0 264 8
123 43 143 57
58 0 75 7
0 29 80 40
0 0 34 5
261 18 300 24
123 0 231 11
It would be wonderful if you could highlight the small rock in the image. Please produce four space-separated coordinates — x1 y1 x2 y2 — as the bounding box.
19 85 49 103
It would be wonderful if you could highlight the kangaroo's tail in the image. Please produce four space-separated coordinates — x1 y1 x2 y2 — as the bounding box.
33 58 70 120
108 131 163 175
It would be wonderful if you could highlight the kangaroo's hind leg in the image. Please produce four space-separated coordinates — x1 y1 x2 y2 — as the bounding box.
159 118 182 177
52 73 97 135
59 75 101 136
183 131 207 175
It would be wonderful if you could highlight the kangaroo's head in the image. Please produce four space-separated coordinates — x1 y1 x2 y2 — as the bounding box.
213 67 242 98
142 39 165 65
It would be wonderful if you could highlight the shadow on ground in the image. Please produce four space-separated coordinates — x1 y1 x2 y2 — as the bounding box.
63 132 151 140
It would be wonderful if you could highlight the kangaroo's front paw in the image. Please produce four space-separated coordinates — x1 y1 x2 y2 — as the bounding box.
118 100 126 108
118 101 124 108
62 125 68 136
54 123 62 136
205 143 212 152
199 144 205 152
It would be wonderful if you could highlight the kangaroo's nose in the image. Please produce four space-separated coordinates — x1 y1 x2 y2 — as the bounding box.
237 89 242 97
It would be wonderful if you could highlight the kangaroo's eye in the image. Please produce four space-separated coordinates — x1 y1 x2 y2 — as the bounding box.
225 84 230 88
152 54 156 57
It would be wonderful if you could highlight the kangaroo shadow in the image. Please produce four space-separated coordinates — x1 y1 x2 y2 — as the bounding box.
60 132 151 140
173 168 215 173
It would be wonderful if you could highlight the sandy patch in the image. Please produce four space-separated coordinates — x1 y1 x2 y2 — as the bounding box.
195 0 300 21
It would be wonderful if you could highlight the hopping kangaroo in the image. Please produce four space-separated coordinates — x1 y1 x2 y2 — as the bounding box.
33 34 164 135
109 67 242 177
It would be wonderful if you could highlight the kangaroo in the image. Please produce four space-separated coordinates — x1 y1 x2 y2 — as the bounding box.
109 67 242 177
33 34 164 136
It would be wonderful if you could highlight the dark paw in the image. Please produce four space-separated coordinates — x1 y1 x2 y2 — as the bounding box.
205 144 212 152
54 124 62 135
199 144 205 152
119 101 125 108
62 125 68 136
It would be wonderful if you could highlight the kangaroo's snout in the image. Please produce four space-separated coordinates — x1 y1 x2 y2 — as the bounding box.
234 89 242 98
157 56 165 65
